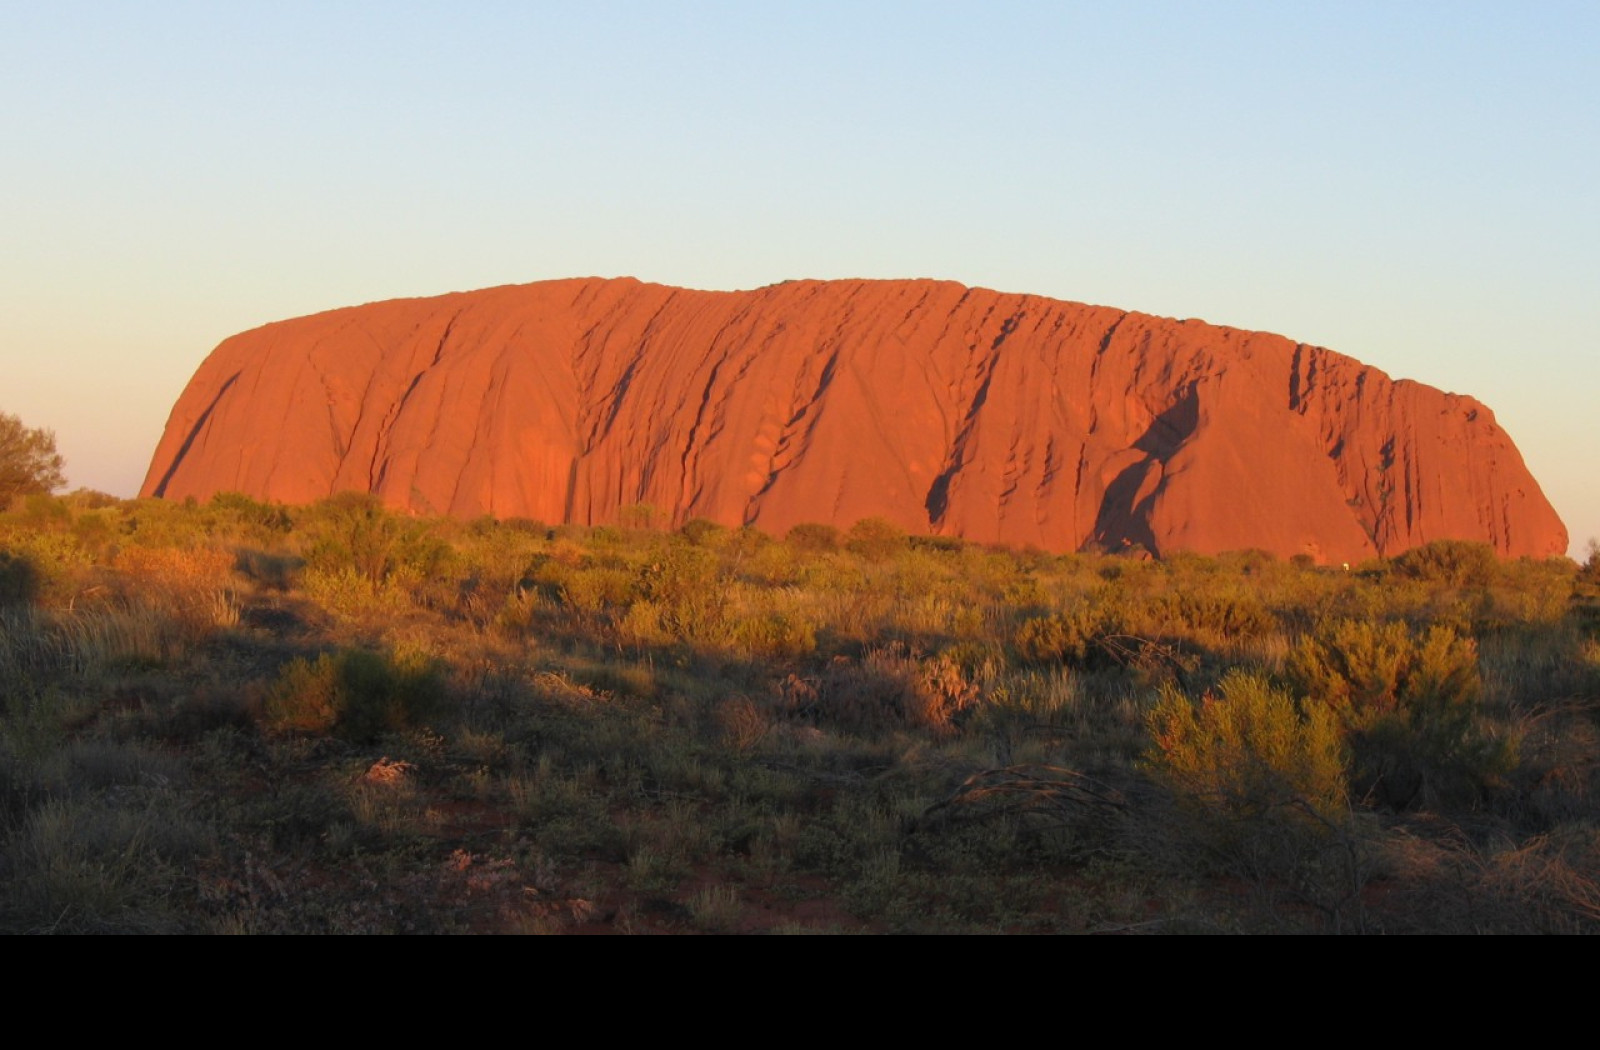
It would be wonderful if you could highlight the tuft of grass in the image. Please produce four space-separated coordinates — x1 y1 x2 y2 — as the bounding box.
688 884 743 932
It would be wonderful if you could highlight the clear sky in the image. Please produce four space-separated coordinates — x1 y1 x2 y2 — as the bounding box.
3 2 1595 556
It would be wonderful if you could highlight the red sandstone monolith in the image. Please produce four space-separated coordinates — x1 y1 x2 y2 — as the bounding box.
141 278 1568 562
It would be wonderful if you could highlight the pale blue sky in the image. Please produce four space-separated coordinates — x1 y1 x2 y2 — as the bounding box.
3 2 1595 555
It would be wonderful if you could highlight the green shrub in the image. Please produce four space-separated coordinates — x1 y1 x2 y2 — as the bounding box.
636 544 730 644
785 523 840 554
909 534 968 555
1014 608 1103 666
0 549 39 605
1147 669 1348 821
678 518 727 547
233 548 304 590
559 565 639 616
207 491 292 537
740 540 802 586
1288 620 1514 808
845 518 907 562
1393 539 1497 588
778 647 977 736
1574 542 1600 631
1143 671 1374 930
1580 540 1600 589
265 648 447 741
726 610 818 660
616 503 663 530
301 566 410 619
1152 588 1274 645
296 493 446 585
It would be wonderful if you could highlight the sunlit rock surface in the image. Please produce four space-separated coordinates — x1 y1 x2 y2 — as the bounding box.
143 277 1567 562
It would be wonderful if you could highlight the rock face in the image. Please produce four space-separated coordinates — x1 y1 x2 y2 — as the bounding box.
142 277 1567 562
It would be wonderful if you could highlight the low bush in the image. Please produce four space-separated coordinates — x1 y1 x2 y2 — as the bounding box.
777 647 977 736
678 517 727 547
0 548 38 605
726 609 818 660
785 523 840 554
635 544 730 644
264 647 447 741
296 492 448 585
1151 588 1275 645
1393 539 1498 588
233 548 304 590
845 518 908 562
1142 670 1374 928
1288 620 1515 808
1014 607 1104 667
1146 669 1349 822
207 491 293 539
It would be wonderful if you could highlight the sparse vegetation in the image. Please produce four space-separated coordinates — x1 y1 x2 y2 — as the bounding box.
0 493 1594 933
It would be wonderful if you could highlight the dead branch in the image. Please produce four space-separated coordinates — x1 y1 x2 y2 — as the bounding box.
918 764 1128 831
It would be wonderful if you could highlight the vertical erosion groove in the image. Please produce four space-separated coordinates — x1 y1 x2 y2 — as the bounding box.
924 307 1025 526
151 372 241 498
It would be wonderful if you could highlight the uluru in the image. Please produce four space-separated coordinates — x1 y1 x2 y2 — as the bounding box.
141 277 1568 563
